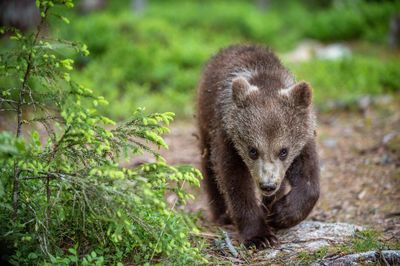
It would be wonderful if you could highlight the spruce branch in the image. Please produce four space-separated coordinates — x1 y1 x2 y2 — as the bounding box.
12 6 49 220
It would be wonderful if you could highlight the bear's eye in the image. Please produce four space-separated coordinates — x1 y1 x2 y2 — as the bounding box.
248 147 259 160
279 148 288 160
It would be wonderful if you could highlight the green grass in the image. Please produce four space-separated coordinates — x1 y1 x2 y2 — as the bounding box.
293 229 394 264
351 230 384 252
45 0 400 119
297 246 329 264
288 55 400 110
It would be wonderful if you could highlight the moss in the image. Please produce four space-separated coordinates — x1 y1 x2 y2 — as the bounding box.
351 230 383 253
297 246 329 264
293 229 391 264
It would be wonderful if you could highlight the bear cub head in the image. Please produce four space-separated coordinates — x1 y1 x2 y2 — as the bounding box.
228 76 315 196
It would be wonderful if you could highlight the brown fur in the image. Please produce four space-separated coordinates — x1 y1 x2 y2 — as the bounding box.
196 44 320 248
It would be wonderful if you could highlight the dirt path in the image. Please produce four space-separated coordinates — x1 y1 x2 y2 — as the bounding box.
157 97 400 241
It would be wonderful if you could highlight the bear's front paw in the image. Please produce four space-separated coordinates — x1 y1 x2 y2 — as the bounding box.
242 226 278 249
269 196 303 229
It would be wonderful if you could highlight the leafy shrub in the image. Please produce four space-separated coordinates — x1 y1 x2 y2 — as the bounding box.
304 1 400 42
288 55 400 108
46 0 400 119
0 1 205 265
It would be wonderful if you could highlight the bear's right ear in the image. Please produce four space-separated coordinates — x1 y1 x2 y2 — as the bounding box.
231 77 257 107
281 81 312 108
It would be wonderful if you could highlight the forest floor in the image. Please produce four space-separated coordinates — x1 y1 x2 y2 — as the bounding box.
4 94 397 263
137 95 400 263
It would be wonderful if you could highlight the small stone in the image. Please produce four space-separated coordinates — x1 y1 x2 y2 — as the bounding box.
357 189 367 200
381 154 392 165
358 96 371 110
315 44 352 60
322 138 337 148
383 132 397 144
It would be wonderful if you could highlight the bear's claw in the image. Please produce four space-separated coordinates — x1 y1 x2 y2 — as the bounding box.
243 227 278 249
244 233 278 249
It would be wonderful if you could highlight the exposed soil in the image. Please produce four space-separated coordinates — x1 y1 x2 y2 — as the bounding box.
153 96 400 249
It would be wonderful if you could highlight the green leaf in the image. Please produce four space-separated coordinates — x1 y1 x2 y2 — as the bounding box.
68 248 77 256
61 16 70 24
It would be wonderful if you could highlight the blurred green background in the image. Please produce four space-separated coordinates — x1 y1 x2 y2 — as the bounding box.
6 0 400 119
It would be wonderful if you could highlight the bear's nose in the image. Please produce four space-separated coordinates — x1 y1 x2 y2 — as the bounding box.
260 183 277 192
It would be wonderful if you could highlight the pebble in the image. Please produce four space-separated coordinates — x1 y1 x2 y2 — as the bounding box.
322 138 337 148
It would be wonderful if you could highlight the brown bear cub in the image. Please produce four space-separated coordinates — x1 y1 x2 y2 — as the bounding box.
196 45 320 248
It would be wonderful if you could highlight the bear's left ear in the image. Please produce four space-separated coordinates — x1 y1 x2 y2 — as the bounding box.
280 81 312 108
231 77 258 107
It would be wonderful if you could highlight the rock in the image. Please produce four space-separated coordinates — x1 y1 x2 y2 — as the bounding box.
383 132 397 145
322 138 337 148
259 221 362 260
312 250 400 265
284 41 352 63
284 40 320 63
358 96 371 111
315 44 351 60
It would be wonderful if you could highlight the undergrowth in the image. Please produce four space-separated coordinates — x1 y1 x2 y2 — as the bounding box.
0 1 206 265
43 0 400 118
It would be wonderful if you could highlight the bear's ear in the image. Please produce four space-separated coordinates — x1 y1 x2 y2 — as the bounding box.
281 81 312 108
231 77 257 107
